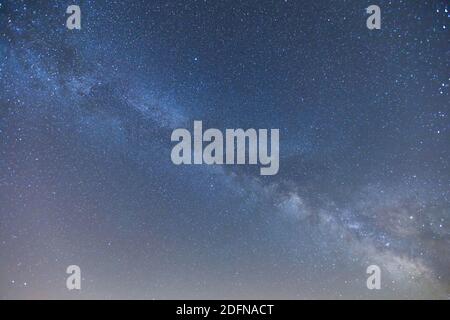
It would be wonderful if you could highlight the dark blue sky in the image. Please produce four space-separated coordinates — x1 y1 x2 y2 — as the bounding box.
0 0 449 299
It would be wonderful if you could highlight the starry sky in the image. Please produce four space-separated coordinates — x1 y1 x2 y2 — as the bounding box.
0 0 449 299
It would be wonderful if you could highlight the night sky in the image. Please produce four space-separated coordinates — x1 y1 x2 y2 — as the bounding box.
0 0 449 299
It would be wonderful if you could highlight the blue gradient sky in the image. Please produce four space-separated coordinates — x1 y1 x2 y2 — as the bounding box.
0 0 449 299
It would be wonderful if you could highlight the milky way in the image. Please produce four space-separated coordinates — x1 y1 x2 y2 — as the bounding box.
0 1 449 299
